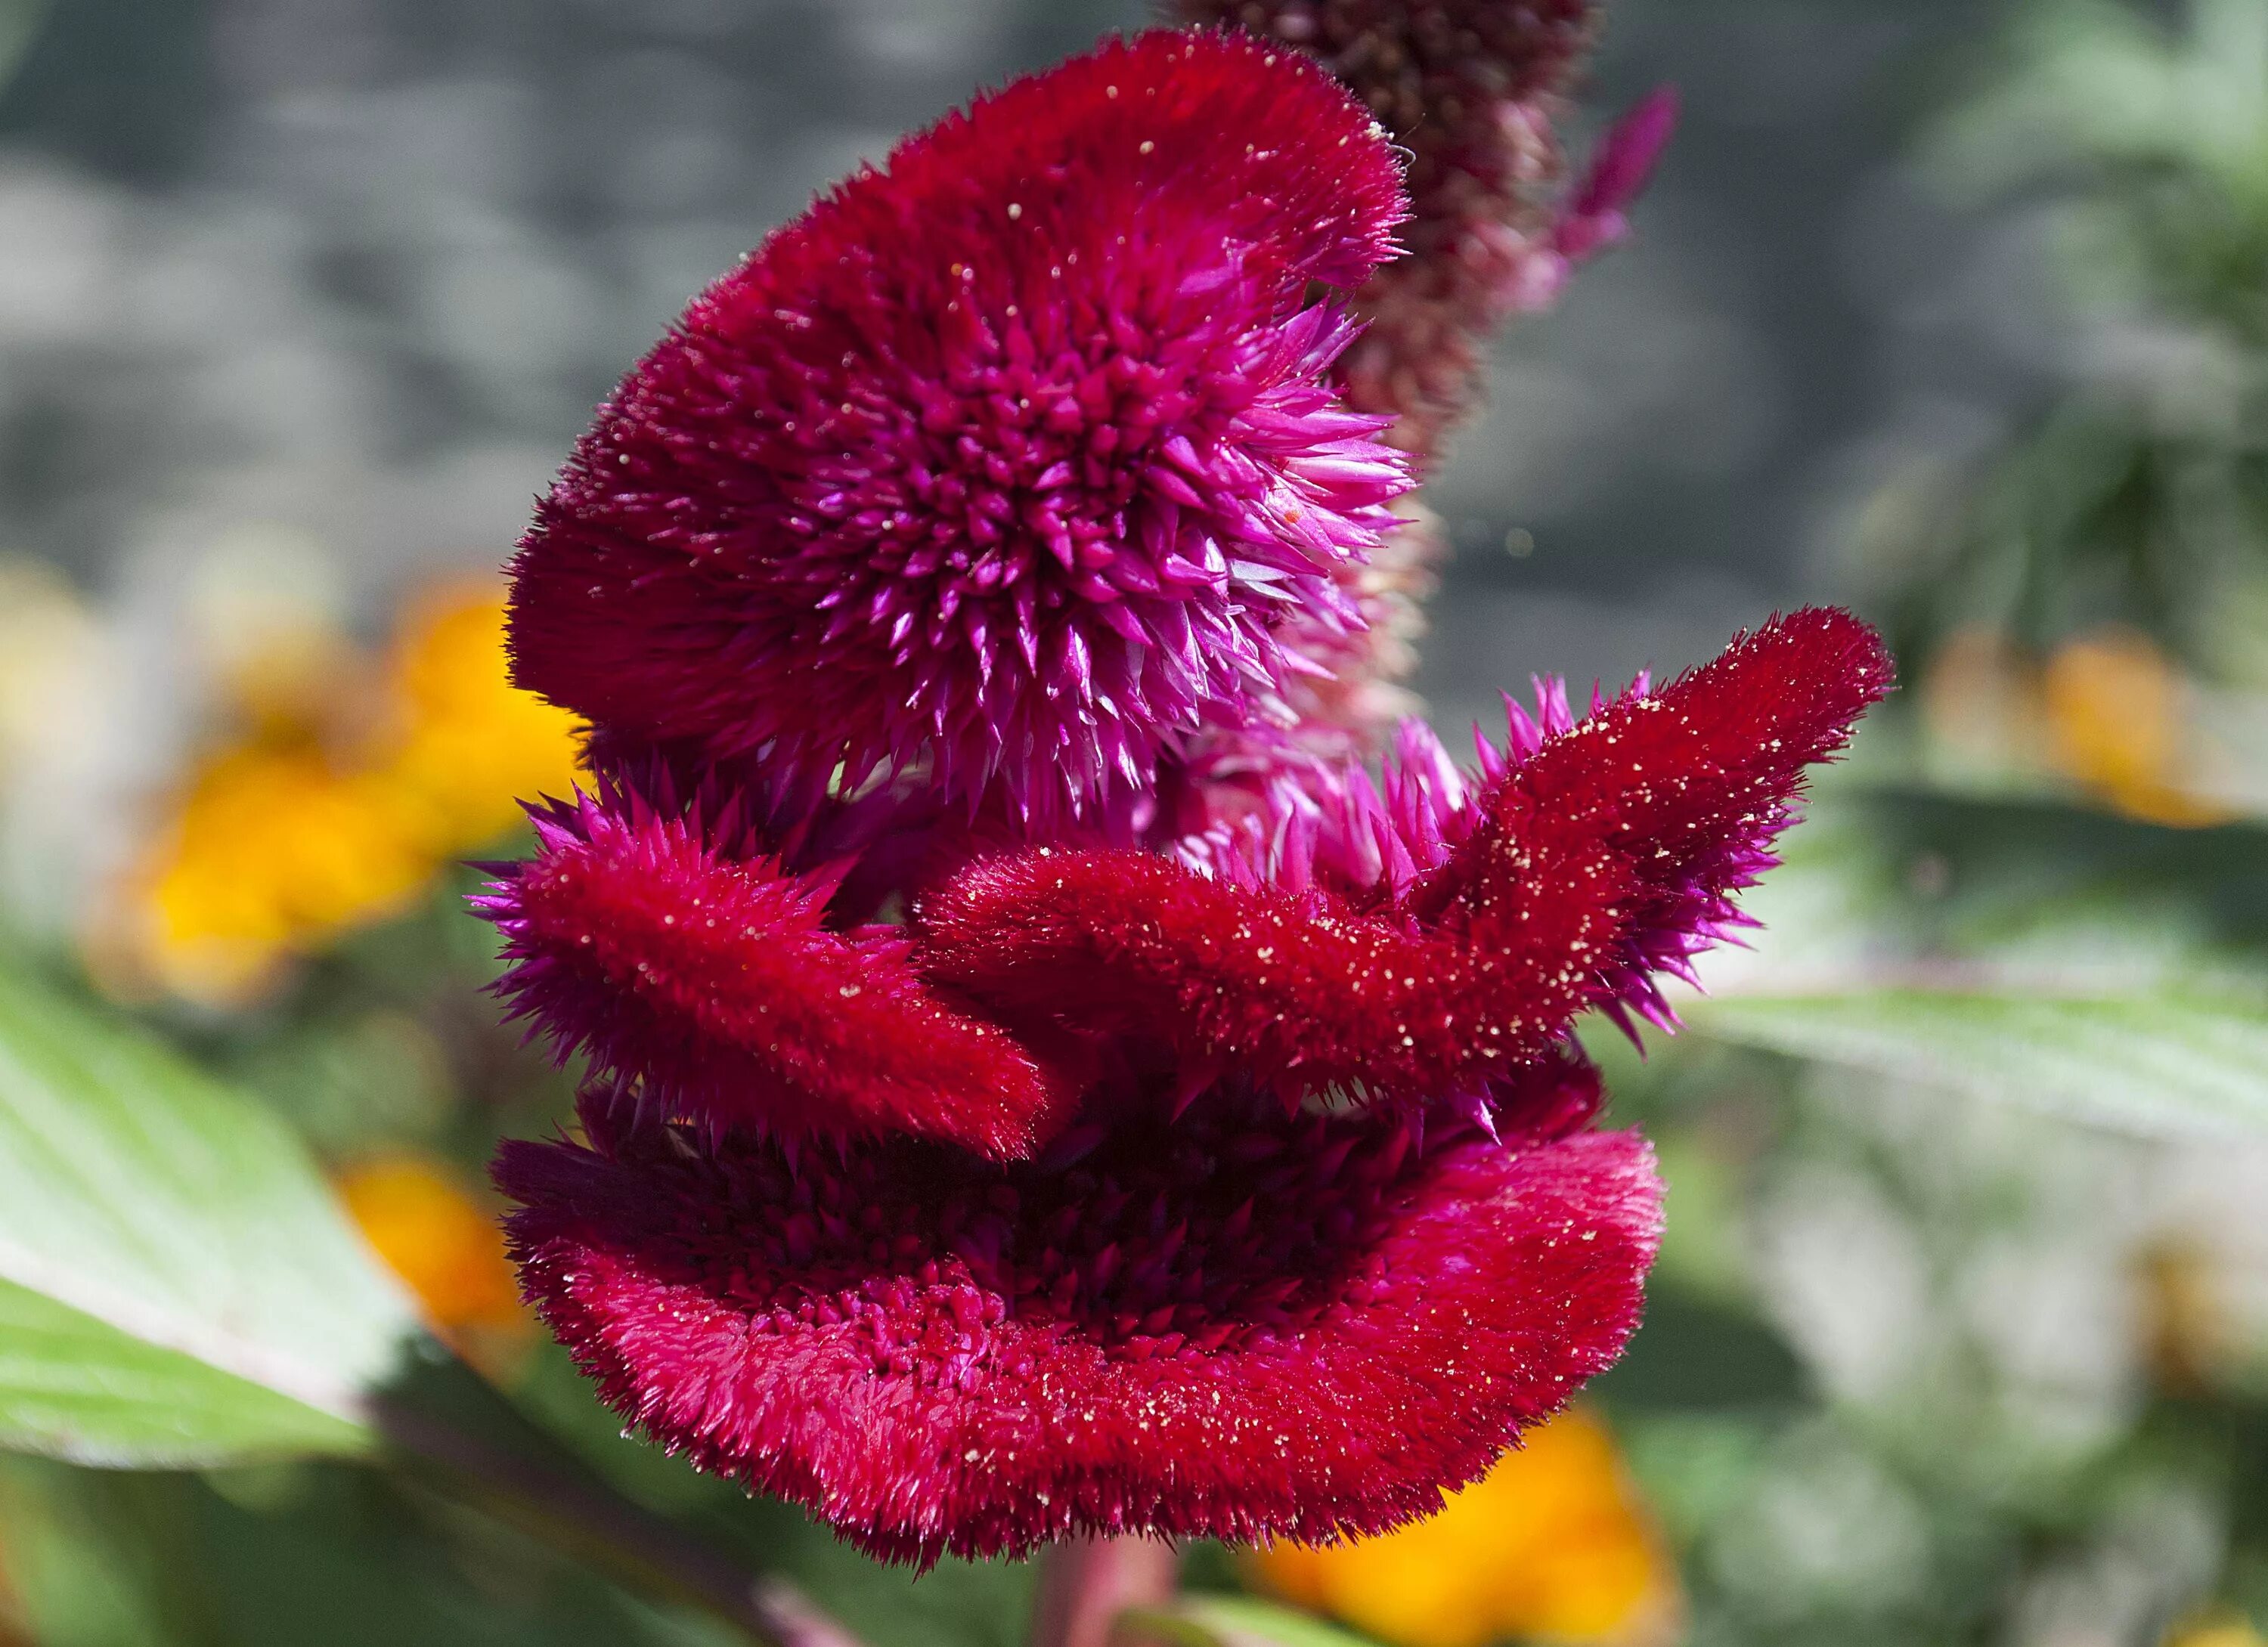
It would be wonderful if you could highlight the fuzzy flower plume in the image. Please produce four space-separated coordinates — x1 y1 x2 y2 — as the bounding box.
479 26 1892 1572
499 1078 1653 1565
925 610 1889 1113
507 29 1412 833
472 770 1073 1162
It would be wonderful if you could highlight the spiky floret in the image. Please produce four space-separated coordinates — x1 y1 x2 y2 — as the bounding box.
497 1085 1659 1568
507 29 1413 834
473 781 1070 1161
1428 605 1894 1035
919 609 1892 1107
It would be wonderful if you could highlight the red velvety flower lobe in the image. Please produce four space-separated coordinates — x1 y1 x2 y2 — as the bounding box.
919 833 1632 1108
1438 605 1894 1028
919 608 1892 1104
473 786 1068 1161
497 1088 1659 1565
508 29 1412 831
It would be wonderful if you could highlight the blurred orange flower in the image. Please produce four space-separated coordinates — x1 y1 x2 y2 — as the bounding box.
1920 624 2236 828
339 1152 529 1376
1249 1407 1679 1647
95 583 581 1005
2042 628 2232 828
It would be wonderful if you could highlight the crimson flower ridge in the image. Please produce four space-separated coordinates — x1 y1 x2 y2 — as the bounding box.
481 26 1893 1569
509 29 1411 833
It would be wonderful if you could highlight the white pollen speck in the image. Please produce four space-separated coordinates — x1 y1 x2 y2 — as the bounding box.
1139 140 1155 155
1007 202 1024 220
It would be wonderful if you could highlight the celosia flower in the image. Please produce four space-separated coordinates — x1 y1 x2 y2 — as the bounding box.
484 26 1891 1570
507 29 1411 834
1251 1406 1678 1647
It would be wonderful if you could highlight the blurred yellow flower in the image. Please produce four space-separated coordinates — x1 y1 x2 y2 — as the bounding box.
339 1152 530 1376
1250 1408 1679 1647
117 750 436 1005
2042 628 2232 828
379 584 586 851
2138 1236 2232 1398
94 582 581 1005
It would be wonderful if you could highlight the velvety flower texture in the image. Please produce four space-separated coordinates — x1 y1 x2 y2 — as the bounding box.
508 29 1411 833
485 26 1894 1571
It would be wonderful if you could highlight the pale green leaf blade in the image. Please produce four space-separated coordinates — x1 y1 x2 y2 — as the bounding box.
0 971 419 1463
0 1278 366 1467
1692 989 2268 1136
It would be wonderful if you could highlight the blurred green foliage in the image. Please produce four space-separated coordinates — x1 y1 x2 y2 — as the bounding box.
1876 0 2268 678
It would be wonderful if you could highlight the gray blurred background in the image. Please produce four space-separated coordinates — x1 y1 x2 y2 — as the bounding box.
0 0 2046 734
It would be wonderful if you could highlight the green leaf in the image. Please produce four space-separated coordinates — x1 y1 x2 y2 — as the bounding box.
0 1279 367 1467
1692 988 2268 1136
0 970 418 1466
1145 1596 1380 1647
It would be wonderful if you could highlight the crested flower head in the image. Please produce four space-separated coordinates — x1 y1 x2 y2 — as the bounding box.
508 30 1413 833
478 21 1893 1574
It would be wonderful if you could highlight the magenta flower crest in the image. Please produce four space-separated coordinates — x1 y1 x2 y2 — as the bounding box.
508 30 1413 832
482 25 1893 1571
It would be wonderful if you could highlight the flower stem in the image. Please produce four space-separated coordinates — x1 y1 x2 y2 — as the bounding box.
1030 1534 1181 1647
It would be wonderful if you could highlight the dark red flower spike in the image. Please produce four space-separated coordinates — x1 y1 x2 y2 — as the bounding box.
497 1087 1659 1568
